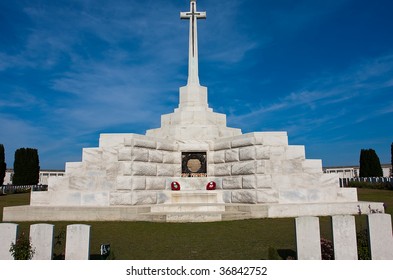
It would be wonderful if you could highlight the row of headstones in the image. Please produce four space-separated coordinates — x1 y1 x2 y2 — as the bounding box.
297 213 393 260
0 223 90 260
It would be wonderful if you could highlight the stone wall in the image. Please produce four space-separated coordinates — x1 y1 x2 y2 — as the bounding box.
30 131 357 207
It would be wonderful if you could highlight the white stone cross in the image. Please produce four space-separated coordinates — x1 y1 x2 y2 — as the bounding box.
181 0 206 86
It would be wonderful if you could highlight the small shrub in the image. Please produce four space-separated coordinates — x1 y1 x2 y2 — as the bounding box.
320 238 334 260
9 232 35 260
357 228 371 260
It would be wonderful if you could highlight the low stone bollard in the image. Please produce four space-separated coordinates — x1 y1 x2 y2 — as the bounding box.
295 216 321 260
65 224 91 260
0 223 18 260
30 223 54 260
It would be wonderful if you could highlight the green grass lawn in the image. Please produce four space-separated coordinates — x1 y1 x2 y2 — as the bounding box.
1 188 392 259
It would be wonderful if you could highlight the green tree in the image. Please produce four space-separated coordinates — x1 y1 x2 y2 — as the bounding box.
12 148 40 185
0 144 6 185
359 149 383 177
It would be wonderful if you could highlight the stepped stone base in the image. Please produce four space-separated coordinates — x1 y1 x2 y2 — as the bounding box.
3 201 384 223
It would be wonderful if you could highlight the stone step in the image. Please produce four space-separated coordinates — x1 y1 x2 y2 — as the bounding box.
222 211 252 221
171 192 218 204
151 203 225 213
166 212 223 223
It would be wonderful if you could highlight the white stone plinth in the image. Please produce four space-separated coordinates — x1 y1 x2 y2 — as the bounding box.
0 223 18 260
65 224 91 260
30 223 54 260
295 216 321 260
332 215 358 260
368 214 393 260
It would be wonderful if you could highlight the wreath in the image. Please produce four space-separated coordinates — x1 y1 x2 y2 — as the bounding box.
171 181 181 191
206 181 216 191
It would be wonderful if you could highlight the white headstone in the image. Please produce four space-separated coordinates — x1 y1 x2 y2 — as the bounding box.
332 215 358 260
65 224 91 260
368 214 393 260
295 216 321 260
30 223 54 260
0 223 18 260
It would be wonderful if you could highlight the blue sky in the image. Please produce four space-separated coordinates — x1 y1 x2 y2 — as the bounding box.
1 0 392 170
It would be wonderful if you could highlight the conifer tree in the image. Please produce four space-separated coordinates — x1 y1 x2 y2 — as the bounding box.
359 149 383 177
0 144 6 185
12 148 40 185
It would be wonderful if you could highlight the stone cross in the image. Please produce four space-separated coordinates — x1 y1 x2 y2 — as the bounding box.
181 0 206 86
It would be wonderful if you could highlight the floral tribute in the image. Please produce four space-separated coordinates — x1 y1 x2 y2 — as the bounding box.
171 181 181 191
206 181 216 190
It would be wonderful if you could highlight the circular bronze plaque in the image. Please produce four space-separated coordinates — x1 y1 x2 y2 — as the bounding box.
187 159 202 172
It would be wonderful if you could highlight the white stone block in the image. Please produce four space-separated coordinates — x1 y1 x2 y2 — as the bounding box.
266 160 281 174
231 136 255 148
48 176 70 191
146 177 166 190
303 159 323 174
120 147 149 162
239 146 256 161
337 188 358 202
131 148 149 162
213 150 226 163
256 160 268 174
243 175 272 189
269 146 285 160
81 192 109 206
65 162 84 175
286 145 305 160
255 132 288 146
30 224 54 260
222 177 242 189
332 215 358 260
256 189 278 203
30 191 50 206
131 176 146 190
131 162 157 176
132 138 157 149
100 133 135 147
132 191 157 205
65 224 90 260
214 163 232 176
319 173 339 188
110 192 133 205
368 214 393 260
296 216 321 260
232 190 257 204
149 150 163 163
0 223 18 260
256 146 270 159
162 151 180 164
116 176 132 190
120 162 132 175
157 141 176 151
106 162 121 178
82 148 102 168
242 176 257 189
232 161 256 175
223 191 232 203
102 147 118 162
213 140 231 151
225 149 239 162
157 164 175 176
282 160 303 174
118 147 132 161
